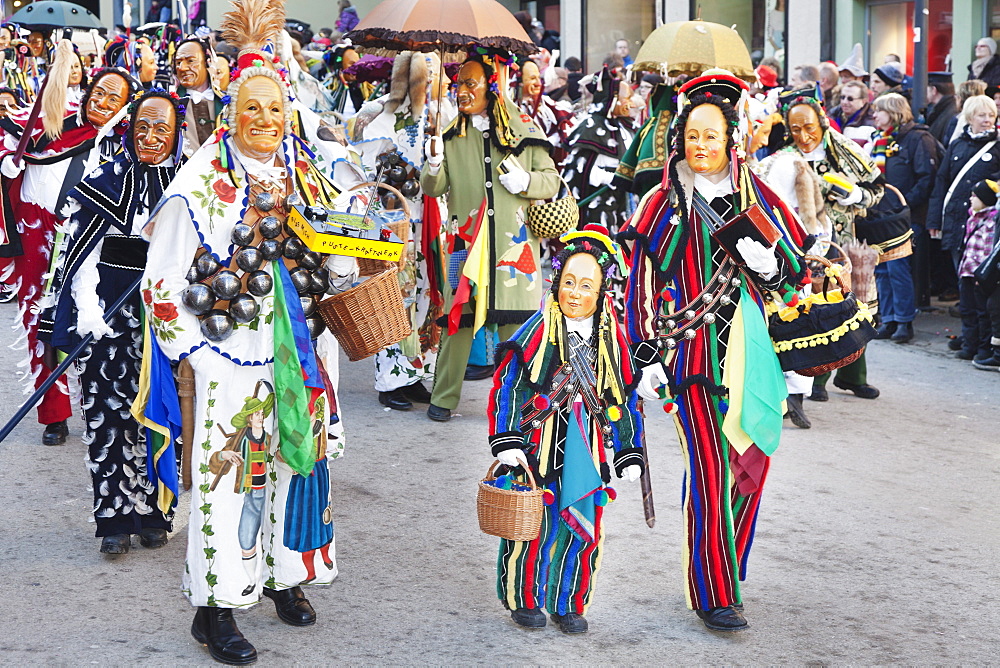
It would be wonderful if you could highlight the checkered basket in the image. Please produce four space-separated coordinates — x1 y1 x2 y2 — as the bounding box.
526 177 579 239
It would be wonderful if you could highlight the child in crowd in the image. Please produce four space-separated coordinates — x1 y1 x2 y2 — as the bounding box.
956 179 999 363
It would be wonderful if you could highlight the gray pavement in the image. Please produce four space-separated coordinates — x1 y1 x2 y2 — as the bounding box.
0 298 996 665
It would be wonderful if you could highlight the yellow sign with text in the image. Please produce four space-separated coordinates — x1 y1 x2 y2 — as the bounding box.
286 206 404 261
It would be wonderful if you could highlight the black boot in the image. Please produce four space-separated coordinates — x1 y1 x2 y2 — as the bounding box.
785 393 811 429
138 528 168 548
99 534 130 554
42 420 68 446
696 606 748 631
550 612 588 633
890 322 913 343
378 388 412 411
262 586 316 626
191 607 257 665
510 607 546 628
874 322 897 340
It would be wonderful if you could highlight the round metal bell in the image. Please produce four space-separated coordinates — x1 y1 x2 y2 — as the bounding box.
300 295 317 317
400 179 420 198
200 309 235 342
229 293 260 324
196 252 220 279
211 270 242 301
388 165 407 183
284 192 303 211
703 313 717 324
298 251 321 270
385 151 402 166
283 236 306 260
259 238 283 261
684 329 697 339
289 267 312 295
258 215 282 239
246 270 273 297
665 338 677 349
305 315 326 339
235 247 264 273
181 283 215 315
701 293 713 304
186 264 200 283
231 223 255 247
684 310 696 320
665 319 676 330
720 295 732 305
381 191 400 209
254 191 276 212
310 267 329 293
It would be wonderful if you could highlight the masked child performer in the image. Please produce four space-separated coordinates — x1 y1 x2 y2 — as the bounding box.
134 0 358 663
620 71 810 632
488 225 644 634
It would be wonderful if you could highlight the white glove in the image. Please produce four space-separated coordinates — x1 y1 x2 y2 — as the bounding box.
75 303 114 340
637 362 668 402
497 449 529 469
621 465 642 483
1 154 23 179
735 237 778 280
499 166 531 195
424 135 443 167
835 185 863 206
588 166 615 188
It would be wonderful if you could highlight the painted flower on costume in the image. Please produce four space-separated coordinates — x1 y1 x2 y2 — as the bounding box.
144 278 185 342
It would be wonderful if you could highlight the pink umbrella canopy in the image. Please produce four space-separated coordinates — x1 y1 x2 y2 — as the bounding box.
347 0 537 55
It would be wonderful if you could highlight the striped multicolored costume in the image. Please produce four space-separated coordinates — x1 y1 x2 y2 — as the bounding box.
621 156 808 612
488 292 643 616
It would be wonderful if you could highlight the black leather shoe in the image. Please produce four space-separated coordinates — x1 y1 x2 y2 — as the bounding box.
947 336 964 351
808 386 828 402
510 607 546 628
399 381 432 404
464 364 494 381
262 586 316 627
191 607 257 665
874 322 897 340
832 377 880 399
785 393 811 429
427 403 452 422
551 612 588 633
42 420 68 446
696 606 748 631
890 322 913 343
139 528 168 548
378 389 412 411
99 534 130 554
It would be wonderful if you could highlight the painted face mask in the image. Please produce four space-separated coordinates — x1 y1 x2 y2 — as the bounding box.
788 104 824 154
521 61 542 100
174 41 208 90
558 253 602 320
683 103 730 176
234 75 284 161
86 73 129 128
456 60 489 116
133 97 176 165
69 57 83 86
138 43 158 84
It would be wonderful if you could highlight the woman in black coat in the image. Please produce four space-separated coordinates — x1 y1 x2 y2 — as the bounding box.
870 94 942 341
927 95 1000 266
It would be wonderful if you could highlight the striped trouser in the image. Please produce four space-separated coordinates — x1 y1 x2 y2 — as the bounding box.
672 383 769 611
497 489 605 616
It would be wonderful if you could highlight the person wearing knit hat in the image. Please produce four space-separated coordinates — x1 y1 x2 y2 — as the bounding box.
872 61 905 97
969 37 1000 85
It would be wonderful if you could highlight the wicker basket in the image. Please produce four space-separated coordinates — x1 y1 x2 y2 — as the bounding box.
809 241 852 294
316 266 412 361
477 460 544 542
878 238 913 263
349 182 412 277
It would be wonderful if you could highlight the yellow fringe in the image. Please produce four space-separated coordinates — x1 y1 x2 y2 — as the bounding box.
772 305 874 352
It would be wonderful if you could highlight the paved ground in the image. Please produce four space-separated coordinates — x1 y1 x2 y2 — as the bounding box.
0 298 996 665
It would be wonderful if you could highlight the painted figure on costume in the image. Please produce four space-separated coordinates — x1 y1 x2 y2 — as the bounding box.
42 89 185 555
621 71 809 632
489 226 643 634
420 53 560 422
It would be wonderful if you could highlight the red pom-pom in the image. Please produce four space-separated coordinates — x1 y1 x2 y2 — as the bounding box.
662 400 678 414
583 223 610 236
785 293 799 307
533 394 550 411
542 489 556 506
605 487 618 502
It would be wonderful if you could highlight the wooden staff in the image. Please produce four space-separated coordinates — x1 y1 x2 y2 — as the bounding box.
176 358 195 490
638 399 655 528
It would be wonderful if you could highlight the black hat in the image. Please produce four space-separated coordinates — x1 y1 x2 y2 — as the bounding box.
873 63 905 87
972 179 999 207
927 71 953 84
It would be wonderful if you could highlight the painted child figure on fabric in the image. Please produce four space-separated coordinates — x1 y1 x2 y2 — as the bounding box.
488 225 644 634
